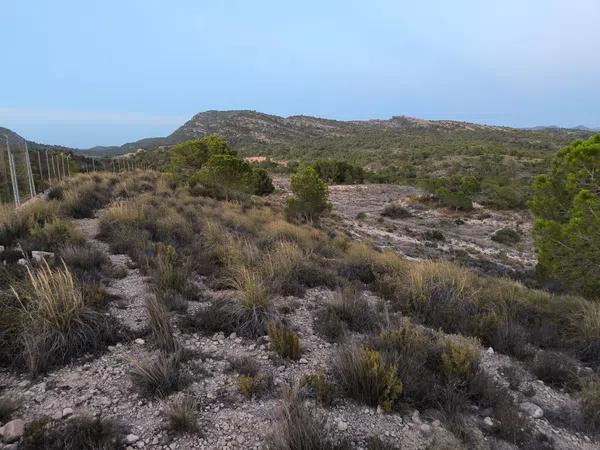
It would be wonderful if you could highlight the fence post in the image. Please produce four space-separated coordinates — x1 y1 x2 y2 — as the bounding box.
4 136 20 206
23 141 36 198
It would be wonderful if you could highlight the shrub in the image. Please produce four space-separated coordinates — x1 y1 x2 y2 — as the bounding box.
311 159 365 184
436 188 473 211
21 415 126 450
238 374 269 398
193 154 256 196
129 352 181 397
0 200 58 246
423 229 445 241
441 336 480 382
145 295 179 353
266 386 342 450
581 379 600 429
268 321 301 360
230 268 274 337
333 345 402 412
285 165 331 222
31 218 83 251
164 394 198 433
531 351 579 390
300 372 334 406
491 228 521 245
251 168 275 195
11 260 112 375
152 244 196 300
167 136 235 180
0 396 20 422
61 179 112 218
381 204 411 219
59 242 109 279
314 286 379 341
355 211 367 220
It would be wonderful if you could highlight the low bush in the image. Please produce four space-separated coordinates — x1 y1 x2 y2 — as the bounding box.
580 379 600 429
314 286 380 342
0 396 20 422
61 178 112 218
333 345 402 412
531 350 579 390
238 374 270 398
8 261 112 375
441 336 480 383
130 352 182 397
300 371 334 406
21 415 126 450
381 204 411 219
266 386 344 450
491 228 521 245
0 200 58 246
58 242 109 280
30 217 83 251
145 295 179 353
268 321 301 360
164 394 199 433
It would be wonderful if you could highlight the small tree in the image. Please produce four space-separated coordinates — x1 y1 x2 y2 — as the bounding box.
285 166 330 221
167 135 235 180
529 134 600 297
252 168 275 195
195 154 254 194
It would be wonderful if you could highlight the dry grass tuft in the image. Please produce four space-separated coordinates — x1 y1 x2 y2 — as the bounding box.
268 321 301 361
145 295 180 353
164 394 199 433
130 352 181 397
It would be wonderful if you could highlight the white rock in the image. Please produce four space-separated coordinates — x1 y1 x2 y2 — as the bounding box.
0 419 25 443
337 420 348 431
419 424 432 435
0 245 4 253
486 347 494 354
62 407 74 418
126 434 140 444
519 402 544 419
299 358 308 364
31 250 55 263
411 410 421 424
483 416 495 430
134 338 145 345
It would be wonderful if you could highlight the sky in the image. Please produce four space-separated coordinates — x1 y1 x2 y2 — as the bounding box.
1 0 599 148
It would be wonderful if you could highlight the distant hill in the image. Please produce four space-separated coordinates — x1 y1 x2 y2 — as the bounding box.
0 126 77 154
78 110 596 162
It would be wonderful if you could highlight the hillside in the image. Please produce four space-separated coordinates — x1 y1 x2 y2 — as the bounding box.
0 127 76 154
79 110 594 162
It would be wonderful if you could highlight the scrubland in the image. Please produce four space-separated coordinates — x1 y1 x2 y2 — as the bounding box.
0 171 599 449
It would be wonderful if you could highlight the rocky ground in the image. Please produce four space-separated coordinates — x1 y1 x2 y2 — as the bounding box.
273 177 535 280
0 194 596 450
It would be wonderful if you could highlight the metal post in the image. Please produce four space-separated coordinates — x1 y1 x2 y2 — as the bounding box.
36 151 43 186
4 135 20 206
67 156 71 176
61 154 66 178
45 150 52 181
23 141 36 198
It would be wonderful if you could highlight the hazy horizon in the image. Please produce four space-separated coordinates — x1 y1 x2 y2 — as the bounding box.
2 0 599 148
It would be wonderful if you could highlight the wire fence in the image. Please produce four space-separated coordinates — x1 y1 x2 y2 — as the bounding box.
1 135 147 206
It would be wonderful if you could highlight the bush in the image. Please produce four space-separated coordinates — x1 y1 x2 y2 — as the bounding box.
491 228 521 245
167 136 235 180
251 168 275 195
266 386 343 450
21 416 126 450
285 165 331 222
311 159 365 184
61 179 112 218
268 321 301 360
164 394 198 433
59 242 109 280
300 372 334 406
531 351 579 390
441 336 480 382
146 295 179 353
381 204 411 219
129 352 181 397
238 374 270 398
31 218 83 251
333 345 402 412
9 261 112 375
314 286 379 342
581 379 600 429
0 396 20 422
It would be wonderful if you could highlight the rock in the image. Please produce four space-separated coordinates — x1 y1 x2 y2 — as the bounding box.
411 410 421 424
0 419 25 443
31 251 55 263
299 358 308 364
0 245 4 253
482 416 495 430
134 338 145 345
126 434 140 444
62 407 74 418
486 347 494 354
419 424 432 435
336 420 348 431
519 402 543 419
17 258 27 266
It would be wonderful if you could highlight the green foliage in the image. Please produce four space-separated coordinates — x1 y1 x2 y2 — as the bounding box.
311 159 365 184
441 337 480 382
268 321 301 360
167 135 235 179
251 167 275 195
301 371 334 406
491 228 521 245
285 165 331 221
581 379 600 429
333 346 403 412
530 134 600 297
436 188 473 211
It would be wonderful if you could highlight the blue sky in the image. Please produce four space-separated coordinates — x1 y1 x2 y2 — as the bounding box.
1 0 599 148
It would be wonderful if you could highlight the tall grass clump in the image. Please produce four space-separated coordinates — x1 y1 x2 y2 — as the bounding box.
268 321 301 360
61 177 113 218
164 394 199 433
145 295 179 353
130 352 182 397
0 200 59 246
9 260 112 375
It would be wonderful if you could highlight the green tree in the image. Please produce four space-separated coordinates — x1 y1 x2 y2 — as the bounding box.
194 154 254 194
251 168 275 195
167 135 235 179
530 134 600 297
285 165 331 221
